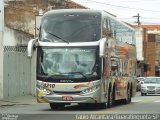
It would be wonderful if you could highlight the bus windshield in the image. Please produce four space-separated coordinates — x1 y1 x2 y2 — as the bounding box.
39 13 101 42
37 47 100 81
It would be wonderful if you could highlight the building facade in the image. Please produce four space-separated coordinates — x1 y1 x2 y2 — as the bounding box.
134 25 160 77
4 0 87 37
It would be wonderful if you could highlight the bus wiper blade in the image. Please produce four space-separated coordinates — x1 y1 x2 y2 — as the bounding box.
37 74 68 80
46 31 69 43
68 72 89 81
47 74 68 78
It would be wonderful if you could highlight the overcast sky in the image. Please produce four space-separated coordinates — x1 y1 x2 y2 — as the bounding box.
72 0 160 25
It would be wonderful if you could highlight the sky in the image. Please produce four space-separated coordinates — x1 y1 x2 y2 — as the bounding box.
72 0 160 25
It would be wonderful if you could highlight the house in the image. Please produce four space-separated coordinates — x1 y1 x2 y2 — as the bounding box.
133 25 160 77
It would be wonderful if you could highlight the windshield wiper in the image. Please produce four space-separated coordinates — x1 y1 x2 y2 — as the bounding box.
37 74 69 81
46 31 69 43
67 72 90 81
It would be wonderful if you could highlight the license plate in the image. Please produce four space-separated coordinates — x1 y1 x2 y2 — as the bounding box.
62 96 73 101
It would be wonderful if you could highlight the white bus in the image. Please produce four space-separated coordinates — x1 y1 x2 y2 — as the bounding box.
28 9 137 109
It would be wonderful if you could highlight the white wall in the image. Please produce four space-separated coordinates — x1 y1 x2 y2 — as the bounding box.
135 28 144 61
0 0 4 99
0 32 4 99
3 49 32 98
2 27 33 98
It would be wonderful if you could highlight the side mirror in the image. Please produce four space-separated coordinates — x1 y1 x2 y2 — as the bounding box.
99 38 106 57
27 38 38 58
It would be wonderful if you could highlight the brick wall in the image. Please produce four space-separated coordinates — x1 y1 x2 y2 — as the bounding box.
68 1 87 8
4 0 87 36
144 34 156 76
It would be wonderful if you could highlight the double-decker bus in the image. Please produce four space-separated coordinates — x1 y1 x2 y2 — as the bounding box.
28 9 137 109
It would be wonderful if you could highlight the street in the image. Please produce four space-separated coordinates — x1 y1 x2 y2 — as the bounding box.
0 92 160 120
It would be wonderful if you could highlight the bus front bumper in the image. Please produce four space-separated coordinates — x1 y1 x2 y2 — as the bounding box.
37 89 101 103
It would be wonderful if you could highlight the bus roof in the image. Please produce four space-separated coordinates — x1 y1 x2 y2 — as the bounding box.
43 9 134 31
43 9 101 17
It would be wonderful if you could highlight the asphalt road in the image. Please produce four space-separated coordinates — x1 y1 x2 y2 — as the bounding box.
0 92 160 120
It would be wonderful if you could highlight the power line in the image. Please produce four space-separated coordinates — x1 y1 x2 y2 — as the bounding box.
86 0 160 13
119 17 160 19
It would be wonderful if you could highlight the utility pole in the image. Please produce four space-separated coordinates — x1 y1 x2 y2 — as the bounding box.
0 0 4 99
133 13 141 27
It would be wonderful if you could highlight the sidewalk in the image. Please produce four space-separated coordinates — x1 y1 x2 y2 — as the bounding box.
0 95 37 107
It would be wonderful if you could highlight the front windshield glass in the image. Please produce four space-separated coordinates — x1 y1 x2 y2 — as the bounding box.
39 13 101 42
37 47 99 80
144 78 160 84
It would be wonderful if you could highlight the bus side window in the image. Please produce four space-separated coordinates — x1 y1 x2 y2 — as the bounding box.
102 18 111 38
111 59 118 76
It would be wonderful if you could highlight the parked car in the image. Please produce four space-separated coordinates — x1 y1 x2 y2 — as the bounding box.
137 77 145 91
141 77 160 96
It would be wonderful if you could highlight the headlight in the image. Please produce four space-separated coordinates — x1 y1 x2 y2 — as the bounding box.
81 86 99 94
37 85 52 95
43 89 52 95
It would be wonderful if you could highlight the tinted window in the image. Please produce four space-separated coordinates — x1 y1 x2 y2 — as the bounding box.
40 13 101 42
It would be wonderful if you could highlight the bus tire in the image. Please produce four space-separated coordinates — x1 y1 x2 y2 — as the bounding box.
50 103 65 110
107 88 115 108
98 103 107 109
125 86 131 104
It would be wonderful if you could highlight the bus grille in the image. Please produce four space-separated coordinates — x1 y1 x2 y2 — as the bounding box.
53 91 81 95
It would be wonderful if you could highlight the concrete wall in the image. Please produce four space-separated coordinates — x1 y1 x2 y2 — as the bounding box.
2 27 33 99
0 0 4 99
0 32 4 99
3 46 31 98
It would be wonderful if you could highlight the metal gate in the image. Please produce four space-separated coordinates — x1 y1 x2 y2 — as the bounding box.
3 46 32 98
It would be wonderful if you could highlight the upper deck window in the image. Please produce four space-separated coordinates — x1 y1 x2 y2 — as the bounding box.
39 12 101 42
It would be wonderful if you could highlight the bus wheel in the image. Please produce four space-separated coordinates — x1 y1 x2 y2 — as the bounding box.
125 87 131 104
107 90 115 108
50 103 65 110
98 103 107 109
